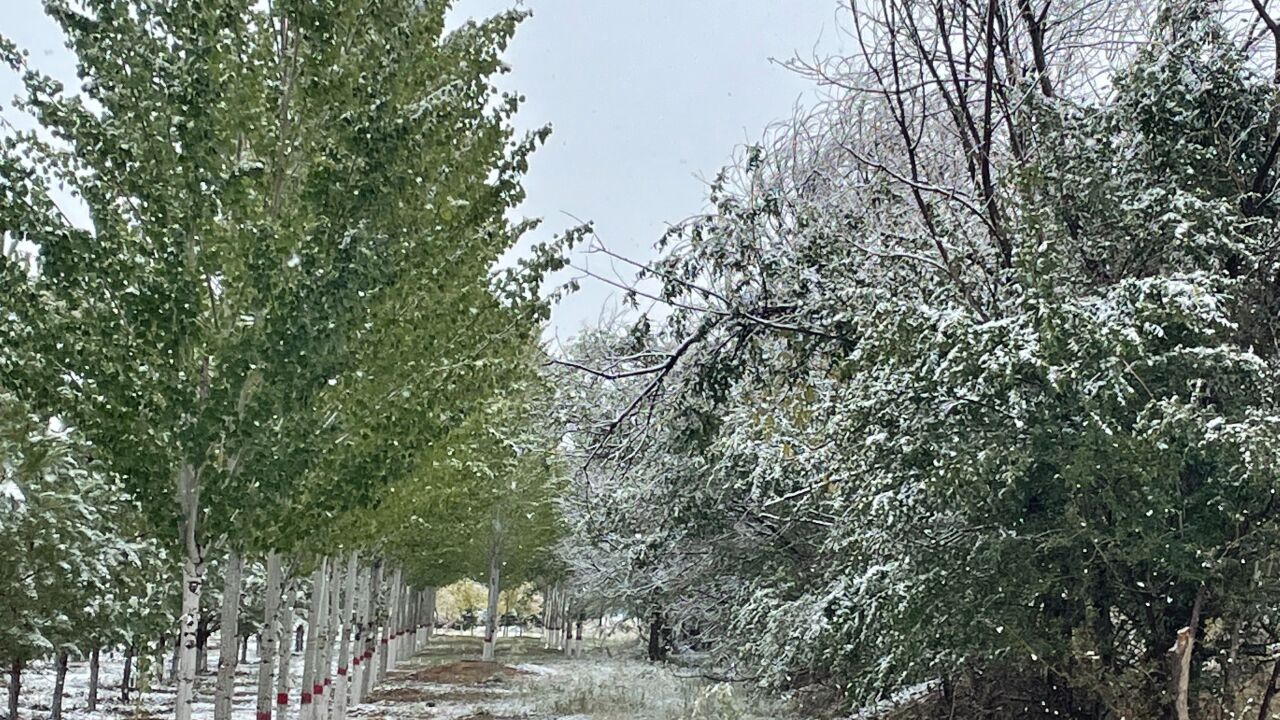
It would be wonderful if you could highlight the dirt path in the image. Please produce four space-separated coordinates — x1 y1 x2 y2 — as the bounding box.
347 633 787 720
352 635 554 720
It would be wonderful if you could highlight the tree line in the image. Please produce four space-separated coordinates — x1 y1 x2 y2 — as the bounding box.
0 1 563 719
550 2 1280 719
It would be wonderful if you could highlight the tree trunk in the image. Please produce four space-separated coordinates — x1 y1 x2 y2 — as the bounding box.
299 560 327 720
50 649 69 720
196 616 209 675
241 636 248 663
8 659 21 720
575 614 584 657
275 578 296 720
121 645 134 703
426 587 437 640
175 461 205 720
648 611 664 662
214 549 244 720
255 553 282 720
378 569 397 680
482 552 501 662
88 647 101 711
335 552 358 720
319 557 342 719
361 562 382 698
351 562 373 706
1171 587 1205 720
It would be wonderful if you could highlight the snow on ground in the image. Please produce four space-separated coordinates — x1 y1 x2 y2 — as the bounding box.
5 632 809 720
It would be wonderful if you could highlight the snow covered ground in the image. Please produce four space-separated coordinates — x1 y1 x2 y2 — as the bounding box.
5 632 808 720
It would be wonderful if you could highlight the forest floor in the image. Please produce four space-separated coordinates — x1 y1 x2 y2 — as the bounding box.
6 632 804 720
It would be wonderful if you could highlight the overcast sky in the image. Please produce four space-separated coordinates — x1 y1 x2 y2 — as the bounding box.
2 1 846 340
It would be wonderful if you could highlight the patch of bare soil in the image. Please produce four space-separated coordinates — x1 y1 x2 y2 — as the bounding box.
364 685 493 703
406 661 524 685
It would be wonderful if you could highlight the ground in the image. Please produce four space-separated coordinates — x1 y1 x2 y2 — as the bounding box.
4 631 802 720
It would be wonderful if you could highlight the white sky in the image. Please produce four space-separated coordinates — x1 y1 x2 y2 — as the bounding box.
2 0 846 340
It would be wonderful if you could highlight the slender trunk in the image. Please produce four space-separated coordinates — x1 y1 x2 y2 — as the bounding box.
648 611 663 662
214 549 244 720
560 593 570 652
275 579 296 720
1171 587 1205 720
426 587 437 640
482 552 501 662
196 617 209 674
351 563 373 706
379 569 397 680
241 636 248 663
121 645 134 703
1257 656 1280 720
361 563 382 697
542 586 553 648
335 552 358 720
8 659 21 720
255 553 282 720
175 461 205 720
319 557 342 719
88 647 101 711
575 614 584 657
299 560 326 720
50 649 69 720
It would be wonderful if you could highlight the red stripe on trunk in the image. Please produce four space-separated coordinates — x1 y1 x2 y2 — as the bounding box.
276 693 288 706
256 712 271 720
300 692 312 705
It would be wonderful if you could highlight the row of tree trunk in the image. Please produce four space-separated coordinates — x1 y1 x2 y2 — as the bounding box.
6 550 440 720
540 584 584 657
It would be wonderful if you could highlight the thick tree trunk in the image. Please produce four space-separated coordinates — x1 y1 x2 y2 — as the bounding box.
255 553 282 720
482 552 501 662
175 461 205 720
335 552 358 720
214 549 244 720
50 649 69 720
299 560 327 720
121 644 134 703
8 659 21 720
88 647 101 711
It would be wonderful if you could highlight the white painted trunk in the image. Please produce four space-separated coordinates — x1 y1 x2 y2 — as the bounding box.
359 563 381 700
299 561 327 720
379 569 397 680
213 550 243 720
320 557 342 718
481 552 501 662
426 587 437 639
254 553 282 720
175 462 204 720
276 579 297 720
350 563 372 706
334 552 358 720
